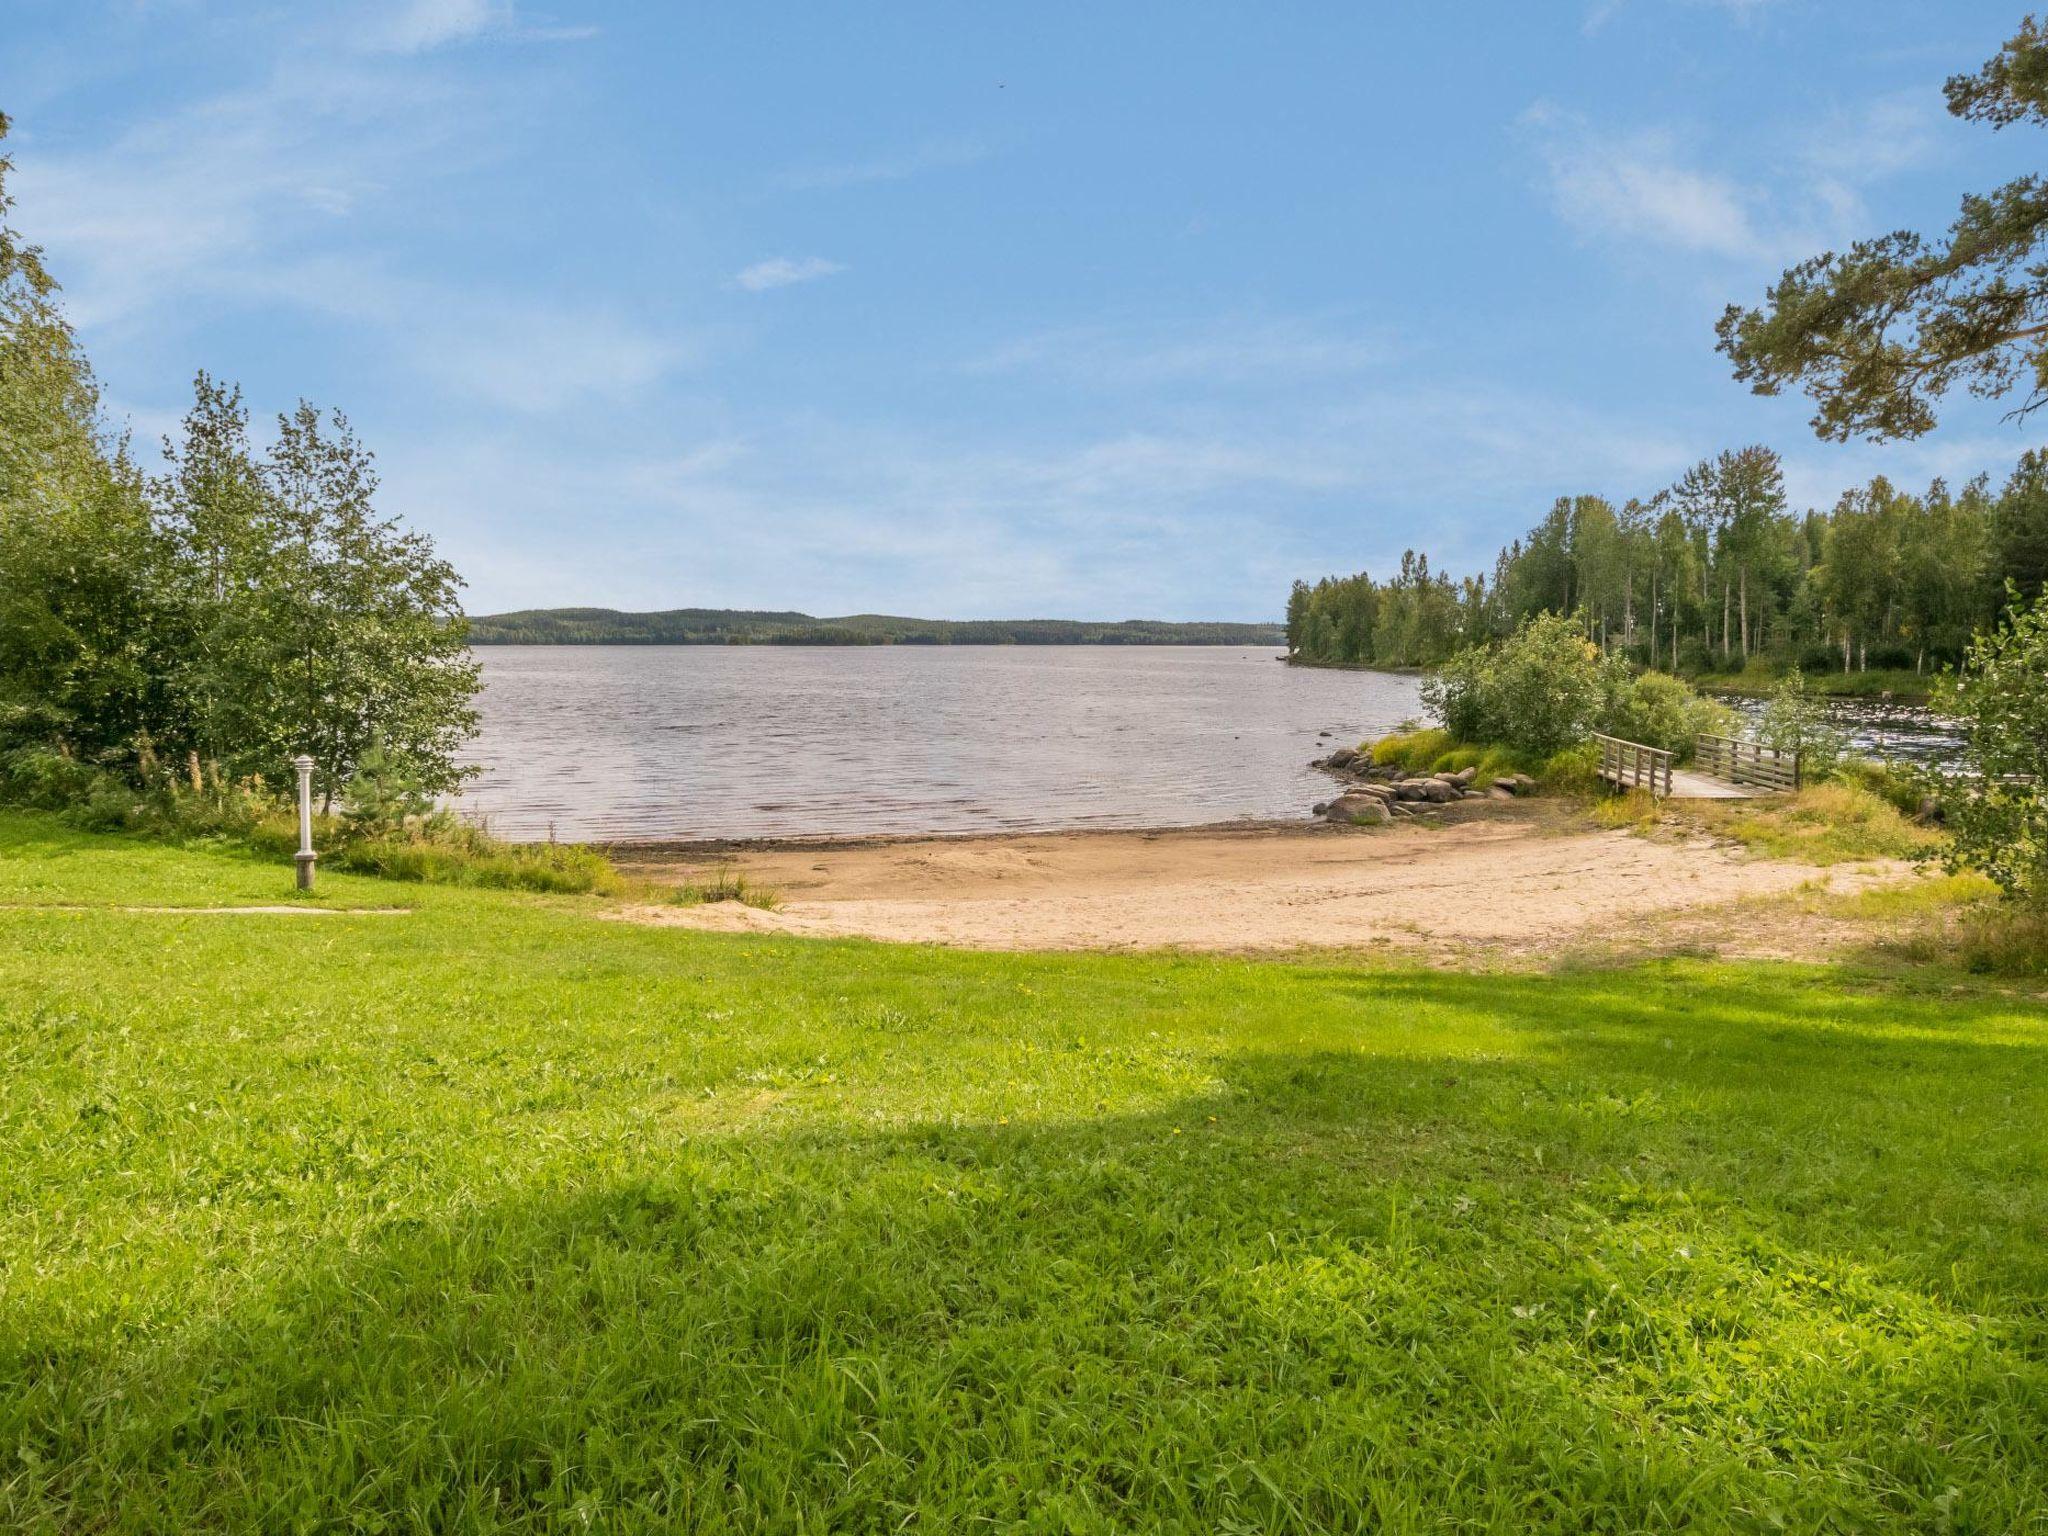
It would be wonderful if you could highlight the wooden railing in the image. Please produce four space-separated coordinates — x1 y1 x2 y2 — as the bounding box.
1696 734 1802 792
1593 732 1673 798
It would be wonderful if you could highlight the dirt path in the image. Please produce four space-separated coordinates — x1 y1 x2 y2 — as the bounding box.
609 805 1909 958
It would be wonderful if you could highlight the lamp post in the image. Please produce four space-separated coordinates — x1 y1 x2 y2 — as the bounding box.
292 755 317 891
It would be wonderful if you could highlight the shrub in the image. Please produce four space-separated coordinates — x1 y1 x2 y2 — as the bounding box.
1540 742 1602 796
1758 670 1847 780
1602 670 1731 759
1833 757 1925 816
1935 586 2048 906
1423 614 1618 758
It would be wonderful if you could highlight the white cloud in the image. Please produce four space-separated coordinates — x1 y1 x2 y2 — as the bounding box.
774 138 987 192
733 256 845 292
1522 103 1783 261
378 0 597 53
8 61 473 328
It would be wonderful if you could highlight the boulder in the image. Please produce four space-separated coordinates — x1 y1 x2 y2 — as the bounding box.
1394 779 1433 800
1453 766 1478 785
1461 789 1485 800
1327 746 1359 768
1422 780 1461 803
1322 793 1392 826
1487 783 1517 801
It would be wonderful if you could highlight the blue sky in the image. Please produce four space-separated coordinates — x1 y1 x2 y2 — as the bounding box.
3 1 2039 619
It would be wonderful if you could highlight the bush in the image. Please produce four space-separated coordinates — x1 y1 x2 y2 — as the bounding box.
1602 671 1731 759
1539 742 1602 796
1936 586 2048 906
1758 670 1847 779
1423 614 1617 758
1833 757 1925 816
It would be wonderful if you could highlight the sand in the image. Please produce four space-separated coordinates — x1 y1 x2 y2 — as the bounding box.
608 804 1908 959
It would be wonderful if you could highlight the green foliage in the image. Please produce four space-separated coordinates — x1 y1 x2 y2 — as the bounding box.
0 747 614 894
1286 551 1485 667
6 817 2043 1529
340 742 436 836
314 822 618 895
1936 585 2048 905
1601 669 1731 759
1288 435 2048 687
1538 740 1602 796
0 119 479 821
1368 727 1452 771
1832 756 1927 816
1757 669 1848 780
1718 17 2048 442
1424 613 1619 757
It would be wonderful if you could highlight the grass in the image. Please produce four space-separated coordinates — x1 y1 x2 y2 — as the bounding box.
672 865 782 910
1688 783 1948 866
2 809 2045 1531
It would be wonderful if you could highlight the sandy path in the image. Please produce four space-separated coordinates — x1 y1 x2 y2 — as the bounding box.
609 807 1906 957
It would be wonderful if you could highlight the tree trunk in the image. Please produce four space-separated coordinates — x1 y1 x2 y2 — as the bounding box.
1738 567 1749 664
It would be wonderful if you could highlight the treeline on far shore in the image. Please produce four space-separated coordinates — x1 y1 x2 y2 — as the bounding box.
1287 444 2048 684
470 607 1286 647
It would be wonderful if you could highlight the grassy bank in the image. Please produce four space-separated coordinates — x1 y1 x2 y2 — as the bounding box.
2 810 2044 1531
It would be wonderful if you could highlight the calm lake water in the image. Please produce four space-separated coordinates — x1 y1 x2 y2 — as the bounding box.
461 646 1422 842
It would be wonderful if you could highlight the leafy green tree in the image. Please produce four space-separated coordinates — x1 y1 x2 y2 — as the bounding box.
0 112 185 772
1718 16 2048 440
1423 613 1621 757
191 400 479 809
1938 585 2048 904
1990 448 2048 603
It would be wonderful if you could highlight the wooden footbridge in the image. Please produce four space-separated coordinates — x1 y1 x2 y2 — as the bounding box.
1594 731 1802 801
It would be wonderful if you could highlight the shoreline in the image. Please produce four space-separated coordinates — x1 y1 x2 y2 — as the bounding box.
607 804 1912 959
597 812 1407 858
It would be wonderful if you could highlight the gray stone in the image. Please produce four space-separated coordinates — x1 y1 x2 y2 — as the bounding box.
1322 793 1392 826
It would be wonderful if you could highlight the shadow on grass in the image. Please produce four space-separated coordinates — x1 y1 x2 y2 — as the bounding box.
7 963 2046 1532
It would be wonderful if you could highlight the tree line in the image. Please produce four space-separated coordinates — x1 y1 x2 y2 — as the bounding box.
1286 443 2048 676
0 115 475 811
470 608 1286 646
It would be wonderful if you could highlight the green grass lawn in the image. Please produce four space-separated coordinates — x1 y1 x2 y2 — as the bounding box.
1 812 2043 1533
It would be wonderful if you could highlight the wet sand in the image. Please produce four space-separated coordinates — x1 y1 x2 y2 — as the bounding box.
608 804 1908 958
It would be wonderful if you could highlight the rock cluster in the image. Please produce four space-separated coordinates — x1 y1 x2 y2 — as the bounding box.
1308 745 1537 825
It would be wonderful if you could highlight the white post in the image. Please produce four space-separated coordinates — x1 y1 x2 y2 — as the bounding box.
292 755 317 891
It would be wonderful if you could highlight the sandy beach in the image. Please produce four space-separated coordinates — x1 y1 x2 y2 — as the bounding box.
609 803 1907 959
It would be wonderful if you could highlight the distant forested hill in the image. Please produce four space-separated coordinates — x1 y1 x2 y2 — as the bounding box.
468 608 1285 646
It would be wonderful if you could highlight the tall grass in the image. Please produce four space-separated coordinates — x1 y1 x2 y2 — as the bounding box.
0 747 617 894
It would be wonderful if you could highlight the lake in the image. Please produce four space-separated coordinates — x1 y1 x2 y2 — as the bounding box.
461 646 1423 842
